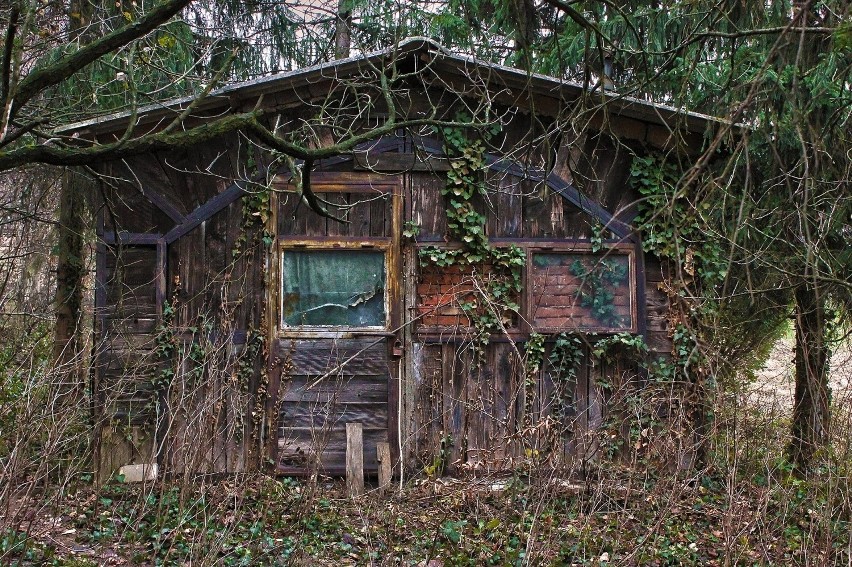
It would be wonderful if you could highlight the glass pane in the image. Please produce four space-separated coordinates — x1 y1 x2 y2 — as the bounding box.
282 250 385 326
531 252 633 331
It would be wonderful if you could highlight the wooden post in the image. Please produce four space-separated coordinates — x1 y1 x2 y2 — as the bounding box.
346 423 364 497
376 442 392 491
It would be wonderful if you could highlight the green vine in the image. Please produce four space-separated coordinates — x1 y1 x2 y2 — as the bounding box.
234 183 274 258
630 153 727 287
592 332 649 363
523 332 547 422
184 315 214 384
153 299 177 394
225 159 274 450
629 152 718 381
569 257 629 327
419 116 524 350
549 333 583 422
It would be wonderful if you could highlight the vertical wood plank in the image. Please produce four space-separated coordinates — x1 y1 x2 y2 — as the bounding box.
326 192 349 237
304 204 326 237
401 247 417 467
409 174 446 239
376 441 392 491
346 423 365 497
346 194 368 237
487 173 523 238
155 238 166 320
369 192 389 237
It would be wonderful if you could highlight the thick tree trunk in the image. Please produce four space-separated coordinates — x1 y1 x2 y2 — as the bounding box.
52 169 87 400
510 0 537 71
787 285 831 474
51 0 95 400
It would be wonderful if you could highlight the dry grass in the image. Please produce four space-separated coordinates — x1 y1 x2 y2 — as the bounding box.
1 340 850 566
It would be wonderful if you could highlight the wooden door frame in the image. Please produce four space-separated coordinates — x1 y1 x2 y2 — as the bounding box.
266 171 403 475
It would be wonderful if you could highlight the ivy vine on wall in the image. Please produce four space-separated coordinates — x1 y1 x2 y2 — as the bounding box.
419 115 525 351
569 256 630 328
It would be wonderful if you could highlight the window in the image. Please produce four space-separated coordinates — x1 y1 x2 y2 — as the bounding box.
281 250 386 327
414 243 637 335
529 250 635 332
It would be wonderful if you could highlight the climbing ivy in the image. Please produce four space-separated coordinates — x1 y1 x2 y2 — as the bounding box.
630 153 727 287
234 183 274 258
592 332 649 363
569 257 630 328
523 332 547 424
152 300 177 394
549 333 583 424
419 116 525 350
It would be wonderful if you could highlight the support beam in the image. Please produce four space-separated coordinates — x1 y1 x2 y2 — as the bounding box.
102 231 162 245
412 136 634 241
163 136 402 245
139 184 185 224
165 182 247 244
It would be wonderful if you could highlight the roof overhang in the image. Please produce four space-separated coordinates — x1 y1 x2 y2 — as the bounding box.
57 37 736 141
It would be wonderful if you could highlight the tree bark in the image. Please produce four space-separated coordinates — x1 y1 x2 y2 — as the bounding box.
335 0 351 59
787 284 831 474
52 168 88 400
510 0 537 71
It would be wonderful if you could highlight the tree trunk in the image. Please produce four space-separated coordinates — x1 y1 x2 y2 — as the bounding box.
787 284 831 474
335 0 352 59
52 0 96 401
52 169 87 400
510 0 537 71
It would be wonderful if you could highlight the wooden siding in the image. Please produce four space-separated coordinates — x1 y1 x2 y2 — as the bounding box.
94 245 161 427
276 172 395 239
90 99 676 478
92 135 270 475
273 338 390 475
407 340 610 472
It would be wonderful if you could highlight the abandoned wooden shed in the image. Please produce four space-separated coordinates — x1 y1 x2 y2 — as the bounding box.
66 37 727 478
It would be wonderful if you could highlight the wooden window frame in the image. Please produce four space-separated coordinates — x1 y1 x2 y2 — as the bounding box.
277 243 393 337
271 172 402 339
413 240 638 338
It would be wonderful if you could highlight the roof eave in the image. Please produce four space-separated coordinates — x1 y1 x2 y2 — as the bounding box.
56 36 738 139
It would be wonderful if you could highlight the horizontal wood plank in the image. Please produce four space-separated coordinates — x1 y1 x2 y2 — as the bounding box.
278 402 388 430
281 375 388 403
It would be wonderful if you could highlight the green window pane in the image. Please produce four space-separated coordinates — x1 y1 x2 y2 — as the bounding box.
281 250 385 326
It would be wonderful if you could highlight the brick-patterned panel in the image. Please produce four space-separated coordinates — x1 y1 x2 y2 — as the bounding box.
530 252 634 332
415 264 478 328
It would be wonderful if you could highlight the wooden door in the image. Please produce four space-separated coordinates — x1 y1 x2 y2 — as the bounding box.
269 172 401 476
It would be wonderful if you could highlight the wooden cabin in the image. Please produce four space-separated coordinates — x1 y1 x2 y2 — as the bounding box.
69 38 724 478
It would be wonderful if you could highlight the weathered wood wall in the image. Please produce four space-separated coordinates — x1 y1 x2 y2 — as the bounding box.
92 134 273 476
89 103 674 478
402 127 672 473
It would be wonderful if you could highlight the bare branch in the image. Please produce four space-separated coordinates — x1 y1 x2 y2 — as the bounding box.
10 0 192 121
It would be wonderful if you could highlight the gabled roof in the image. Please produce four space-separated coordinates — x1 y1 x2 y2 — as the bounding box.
59 37 732 139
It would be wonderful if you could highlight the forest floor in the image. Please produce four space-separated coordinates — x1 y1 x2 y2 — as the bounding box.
749 337 852 413
2 339 851 566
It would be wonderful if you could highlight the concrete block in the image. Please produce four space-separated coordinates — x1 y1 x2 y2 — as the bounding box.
118 463 158 483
